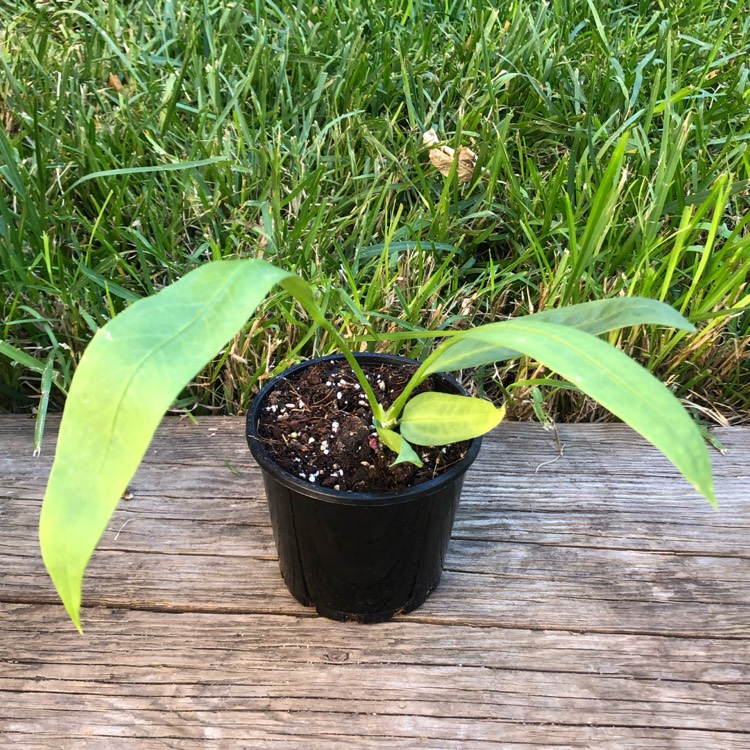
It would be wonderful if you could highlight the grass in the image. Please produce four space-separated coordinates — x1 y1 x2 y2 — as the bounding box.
1 0 748 438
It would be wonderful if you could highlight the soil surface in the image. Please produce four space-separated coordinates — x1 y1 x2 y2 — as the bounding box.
254 360 470 492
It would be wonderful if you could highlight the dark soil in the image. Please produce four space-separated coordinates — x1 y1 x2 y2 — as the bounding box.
254 360 470 492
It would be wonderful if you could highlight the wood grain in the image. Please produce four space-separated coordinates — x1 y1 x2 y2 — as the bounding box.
1 415 749 748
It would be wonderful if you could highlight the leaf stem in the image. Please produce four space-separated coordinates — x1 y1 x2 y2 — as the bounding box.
384 337 460 424
283 277 385 421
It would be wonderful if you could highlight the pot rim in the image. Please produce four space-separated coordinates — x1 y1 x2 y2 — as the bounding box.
246 352 482 506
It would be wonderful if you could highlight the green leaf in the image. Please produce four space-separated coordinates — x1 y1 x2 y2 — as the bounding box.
424 297 695 375
39 259 297 631
0 338 51 373
66 155 230 192
459 319 716 504
563 131 629 300
400 393 506 446
376 427 423 467
358 240 457 259
34 350 56 457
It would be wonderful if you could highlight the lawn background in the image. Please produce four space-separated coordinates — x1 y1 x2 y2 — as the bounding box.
1 0 748 435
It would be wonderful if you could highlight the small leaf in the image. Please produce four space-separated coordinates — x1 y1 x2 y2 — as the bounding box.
699 426 728 456
376 427 423 467
531 386 554 431
424 297 696 375
400 393 506 446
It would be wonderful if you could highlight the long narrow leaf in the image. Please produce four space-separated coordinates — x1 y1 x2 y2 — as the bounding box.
39 260 296 631
0 339 49 373
66 156 230 192
424 297 695 375
456 320 715 504
33 351 56 457
563 131 629 299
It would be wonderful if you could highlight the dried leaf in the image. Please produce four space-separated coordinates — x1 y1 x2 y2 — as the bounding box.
2 107 17 135
423 129 477 183
109 73 124 91
423 128 440 147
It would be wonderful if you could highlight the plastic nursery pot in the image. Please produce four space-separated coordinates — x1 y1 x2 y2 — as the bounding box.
246 353 482 623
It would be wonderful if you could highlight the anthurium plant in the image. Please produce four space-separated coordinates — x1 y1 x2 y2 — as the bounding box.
39 259 716 631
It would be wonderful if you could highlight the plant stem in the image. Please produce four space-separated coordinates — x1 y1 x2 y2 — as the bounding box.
325 327 387 422
284 278 385 421
383 336 458 425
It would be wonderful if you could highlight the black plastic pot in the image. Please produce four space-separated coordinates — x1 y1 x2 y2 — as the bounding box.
246 353 482 623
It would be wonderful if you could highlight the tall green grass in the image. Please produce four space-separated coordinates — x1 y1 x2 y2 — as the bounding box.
1 0 748 435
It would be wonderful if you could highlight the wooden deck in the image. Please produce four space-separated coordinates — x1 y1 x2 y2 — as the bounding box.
1 414 749 748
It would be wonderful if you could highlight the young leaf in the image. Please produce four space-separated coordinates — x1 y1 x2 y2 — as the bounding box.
400 393 506 446
376 427 423 467
458 319 716 504
39 259 297 631
423 297 696 375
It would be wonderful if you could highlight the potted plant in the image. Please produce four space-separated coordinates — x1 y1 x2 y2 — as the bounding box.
39 259 716 631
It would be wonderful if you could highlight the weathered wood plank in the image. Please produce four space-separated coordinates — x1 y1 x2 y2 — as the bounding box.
4 724 749 750
1 415 749 748
2 417 748 635
3 604 748 682
1 606 749 748
4 418 748 549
